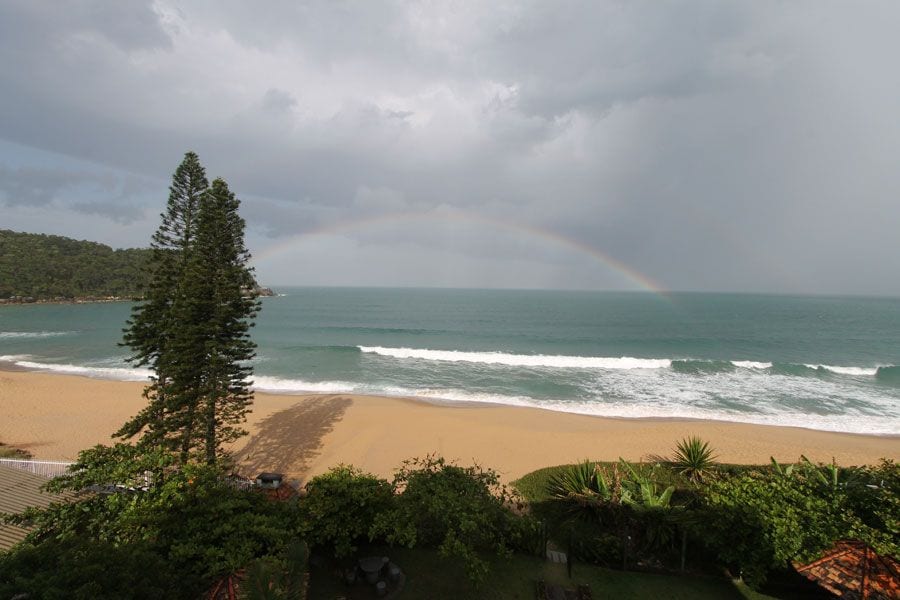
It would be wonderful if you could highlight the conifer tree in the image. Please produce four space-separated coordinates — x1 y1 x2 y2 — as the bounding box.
117 152 209 448
117 153 259 466
177 178 259 463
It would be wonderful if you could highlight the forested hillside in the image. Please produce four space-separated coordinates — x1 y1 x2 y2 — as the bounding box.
0 230 151 301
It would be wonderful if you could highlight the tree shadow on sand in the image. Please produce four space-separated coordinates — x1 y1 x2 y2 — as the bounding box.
233 395 352 480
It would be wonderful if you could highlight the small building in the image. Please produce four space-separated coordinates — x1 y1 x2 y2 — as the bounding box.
255 472 284 489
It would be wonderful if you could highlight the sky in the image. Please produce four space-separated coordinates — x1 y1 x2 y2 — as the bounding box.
1 1 899 295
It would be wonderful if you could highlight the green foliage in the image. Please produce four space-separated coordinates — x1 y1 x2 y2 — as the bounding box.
617 462 679 553
238 539 309 600
145 467 300 580
769 457 793 477
842 459 899 539
0 538 191 600
671 436 718 483
118 153 259 465
9 443 176 544
119 151 212 456
13 445 301 583
0 229 151 300
183 177 260 463
299 465 394 558
547 459 676 511
619 461 676 509
373 455 531 585
547 460 618 507
696 458 899 588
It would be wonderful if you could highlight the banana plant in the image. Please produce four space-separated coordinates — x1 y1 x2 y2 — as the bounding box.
770 456 794 477
799 455 859 495
619 460 675 510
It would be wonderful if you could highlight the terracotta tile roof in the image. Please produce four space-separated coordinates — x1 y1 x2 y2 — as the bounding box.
794 540 900 600
263 484 298 502
207 570 245 600
0 465 78 551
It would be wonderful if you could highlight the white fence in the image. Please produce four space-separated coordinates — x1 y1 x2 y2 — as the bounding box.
0 458 74 478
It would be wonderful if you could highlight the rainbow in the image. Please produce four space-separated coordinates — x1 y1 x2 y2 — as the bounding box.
252 210 669 296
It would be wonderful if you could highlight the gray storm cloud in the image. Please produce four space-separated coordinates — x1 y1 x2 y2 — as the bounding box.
1 1 898 294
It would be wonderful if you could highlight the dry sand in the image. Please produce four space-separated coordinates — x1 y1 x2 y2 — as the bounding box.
1 369 896 483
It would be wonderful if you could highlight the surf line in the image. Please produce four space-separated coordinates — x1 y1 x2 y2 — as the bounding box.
252 209 671 298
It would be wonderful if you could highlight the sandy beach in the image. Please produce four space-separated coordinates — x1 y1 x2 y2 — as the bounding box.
0 369 896 483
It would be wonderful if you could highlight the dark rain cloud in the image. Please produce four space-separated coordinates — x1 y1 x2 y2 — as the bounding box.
1 1 899 294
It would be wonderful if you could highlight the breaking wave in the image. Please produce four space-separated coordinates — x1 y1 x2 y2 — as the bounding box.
0 330 74 339
357 346 887 378
358 346 672 369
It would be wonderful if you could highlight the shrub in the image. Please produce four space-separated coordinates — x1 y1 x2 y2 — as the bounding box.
373 455 530 584
696 460 897 588
0 538 191 600
843 459 899 538
11 450 303 584
299 465 394 558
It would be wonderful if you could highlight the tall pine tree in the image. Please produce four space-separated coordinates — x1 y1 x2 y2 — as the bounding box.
117 152 209 447
118 154 259 465
180 178 259 463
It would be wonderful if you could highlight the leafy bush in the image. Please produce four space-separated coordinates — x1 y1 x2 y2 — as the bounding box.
545 459 681 560
373 455 531 584
142 466 302 580
0 538 191 600
242 538 309 600
696 458 898 588
839 459 899 538
299 465 394 558
11 445 302 584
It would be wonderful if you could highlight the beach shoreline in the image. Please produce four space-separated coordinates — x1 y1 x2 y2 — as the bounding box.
2 368 896 484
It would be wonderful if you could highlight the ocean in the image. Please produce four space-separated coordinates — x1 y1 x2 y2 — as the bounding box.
1 288 899 436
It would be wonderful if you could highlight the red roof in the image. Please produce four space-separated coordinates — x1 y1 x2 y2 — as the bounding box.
794 540 900 600
207 570 244 600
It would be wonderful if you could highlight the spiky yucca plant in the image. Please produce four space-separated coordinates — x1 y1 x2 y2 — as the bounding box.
672 436 718 483
547 460 627 507
548 460 604 505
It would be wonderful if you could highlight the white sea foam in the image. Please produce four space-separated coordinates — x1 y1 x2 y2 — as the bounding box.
237 366 900 436
732 361 773 369
0 331 74 339
358 346 672 369
3 357 151 381
251 375 357 394
805 364 879 376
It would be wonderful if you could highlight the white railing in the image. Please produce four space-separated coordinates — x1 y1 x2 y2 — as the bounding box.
0 458 74 478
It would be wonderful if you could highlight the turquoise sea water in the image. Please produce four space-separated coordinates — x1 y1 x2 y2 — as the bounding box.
1 288 899 435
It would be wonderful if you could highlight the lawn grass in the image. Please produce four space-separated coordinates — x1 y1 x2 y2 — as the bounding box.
307 546 778 599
